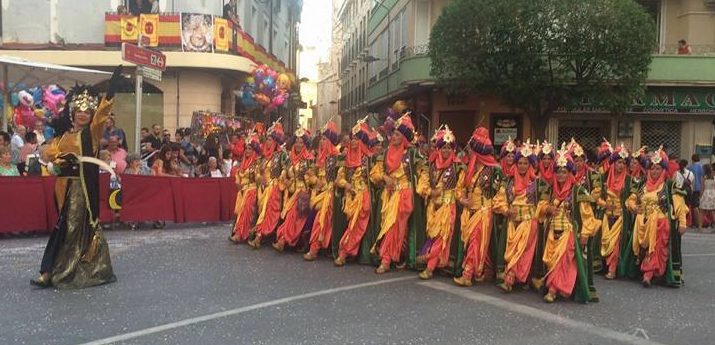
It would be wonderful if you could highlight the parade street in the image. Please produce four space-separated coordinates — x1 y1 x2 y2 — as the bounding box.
1 225 713 345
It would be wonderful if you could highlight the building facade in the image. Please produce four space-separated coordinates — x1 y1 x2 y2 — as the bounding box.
336 0 373 132
363 0 715 160
1 0 301 151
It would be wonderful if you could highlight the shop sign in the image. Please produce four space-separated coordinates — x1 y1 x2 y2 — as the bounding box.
556 88 715 114
494 118 518 145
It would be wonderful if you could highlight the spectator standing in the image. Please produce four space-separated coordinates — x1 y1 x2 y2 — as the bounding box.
10 125 26 163
141 124 163 162
690 154 704 229
26 144 51 176
0 131 9 146
34 120 46 145
103 115 129 149
203 157 224 177
107 135 128 174
678 39 692 55
18 132 39 173
148 0 160 13
124 153 151 175
700 164 715 232
222 149 234 176
0 146 20 176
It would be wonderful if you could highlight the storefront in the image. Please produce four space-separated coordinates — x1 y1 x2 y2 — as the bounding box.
549 87 715 159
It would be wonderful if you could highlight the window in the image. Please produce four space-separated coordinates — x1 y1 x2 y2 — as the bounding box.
641 121 681 155
414 0 430 47
637 0 663 52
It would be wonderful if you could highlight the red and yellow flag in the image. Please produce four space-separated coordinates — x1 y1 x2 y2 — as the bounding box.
214 17 229 52
140 14 159 47
120 16 138 41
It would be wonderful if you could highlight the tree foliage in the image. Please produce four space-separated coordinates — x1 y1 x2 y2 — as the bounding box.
429 0 656 137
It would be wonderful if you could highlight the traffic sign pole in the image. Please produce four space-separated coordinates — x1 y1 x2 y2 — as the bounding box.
134 36 144 155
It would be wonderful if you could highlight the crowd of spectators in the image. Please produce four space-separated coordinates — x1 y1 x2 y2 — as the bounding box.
0 114 244 180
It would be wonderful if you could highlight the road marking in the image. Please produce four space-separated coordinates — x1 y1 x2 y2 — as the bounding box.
682 253 715 257
78 276 415 345
418 281 668 345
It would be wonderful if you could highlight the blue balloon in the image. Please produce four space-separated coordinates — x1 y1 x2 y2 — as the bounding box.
11 92 19 107
263 77 275 91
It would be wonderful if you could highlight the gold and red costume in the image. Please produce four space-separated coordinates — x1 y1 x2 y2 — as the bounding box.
627 148 687 287
453 127 502 286
274 129 315 251
334 120 376 265
540 148 601 303
369 114 420 273
416 126 463 279
305 121 340 260
230 133 262 243
494 143 547 291
249 123 287 248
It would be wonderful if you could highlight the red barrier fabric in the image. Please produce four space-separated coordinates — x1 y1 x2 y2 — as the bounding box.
120 175 178 222
0 176 238 233
0 177 51 233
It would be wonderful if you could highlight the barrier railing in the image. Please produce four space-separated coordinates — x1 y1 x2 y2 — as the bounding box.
0 175 238 234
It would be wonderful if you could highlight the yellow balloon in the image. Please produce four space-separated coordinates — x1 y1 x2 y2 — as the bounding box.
277 73 292 90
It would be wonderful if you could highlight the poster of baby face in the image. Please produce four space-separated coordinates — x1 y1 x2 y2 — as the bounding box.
181 13 214 52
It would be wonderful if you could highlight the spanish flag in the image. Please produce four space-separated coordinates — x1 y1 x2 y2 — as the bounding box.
120 16 138 41
140 14 159 47
214 17 229 52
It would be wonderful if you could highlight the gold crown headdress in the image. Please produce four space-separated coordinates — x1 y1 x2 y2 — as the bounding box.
69 89 99 113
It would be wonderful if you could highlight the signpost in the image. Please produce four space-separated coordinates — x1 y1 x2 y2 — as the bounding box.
121 41 167 154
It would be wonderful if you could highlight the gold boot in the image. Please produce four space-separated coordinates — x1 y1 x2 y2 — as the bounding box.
544 292 556 303
303 252 317 261
272 240 285 252
375 264 390 274
453 276 473 287
333 256 346 267
418 270 433 280
498 282 512 293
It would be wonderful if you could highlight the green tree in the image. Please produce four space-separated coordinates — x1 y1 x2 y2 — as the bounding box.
429 0 656 138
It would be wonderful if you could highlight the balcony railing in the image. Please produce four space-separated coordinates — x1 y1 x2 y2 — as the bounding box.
655 44 715 56
103 12 291 74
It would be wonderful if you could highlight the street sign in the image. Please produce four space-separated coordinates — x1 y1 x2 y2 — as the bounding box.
121 43 166 71
141 66 162 82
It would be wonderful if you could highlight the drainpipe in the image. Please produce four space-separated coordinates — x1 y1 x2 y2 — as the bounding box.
175 71 180 128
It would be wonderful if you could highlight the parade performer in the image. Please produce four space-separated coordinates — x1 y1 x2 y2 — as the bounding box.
597 144 634 280
536 140 555 185
540 146 601 303
500 137 517 177
568 139 603 299
495 141 548 292
248 121 288 249
627 147 687 287
334 118 376 266
304 120 340 261
369 114 423 274
229 131 262 243
629 146 647 183
415 125 464 280
452 127 502 286
31 66 123 289
273 127 315 252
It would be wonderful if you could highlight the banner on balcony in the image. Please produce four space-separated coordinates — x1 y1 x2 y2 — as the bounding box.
214 17 230 52
140 14 159 47
180 13 214 52
120 16 139 41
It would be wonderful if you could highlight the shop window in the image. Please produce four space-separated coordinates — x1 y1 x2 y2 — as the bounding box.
558 120 610 154
641 121 681 155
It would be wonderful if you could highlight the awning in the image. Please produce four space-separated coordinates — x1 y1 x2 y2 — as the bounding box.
0 55 113 131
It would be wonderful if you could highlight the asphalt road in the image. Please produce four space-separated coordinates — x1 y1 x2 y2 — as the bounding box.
1 225 714 345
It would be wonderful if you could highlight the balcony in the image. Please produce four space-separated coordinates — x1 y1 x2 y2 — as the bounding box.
103 12 291 75
367 44 431 104
648 54 715 85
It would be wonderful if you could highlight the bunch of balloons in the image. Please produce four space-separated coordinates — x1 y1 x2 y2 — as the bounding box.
1 83 67 130
239 64 292 113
